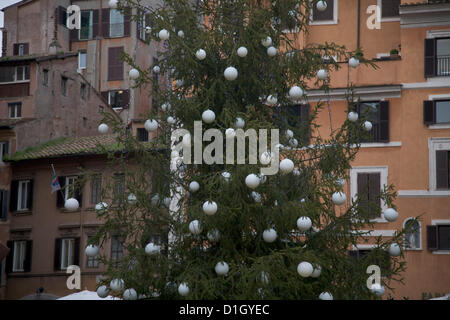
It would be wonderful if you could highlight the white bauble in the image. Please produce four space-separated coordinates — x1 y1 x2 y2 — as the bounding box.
289 138 298 148
224 67 238 81
207 229 220 242
158 29 169 40
235 117 245 129
348 111 359 122
266 95 278 106
167 116 176 124
225 128 236 138
215 261 229 276
202 109 216 124
202 201 218 215
108 0 118 9
237 46 248 57
389 243 401 256
144 119 158 132
189 181 200 192
289 86 304 100
311 265 322 278
286 129 294 139
161 102 171 112
178 283 189 296
261 36 272 47
222 172 231 182
349 57 360 68
297 261 314 277
260 151 271 165
98 123 109 134
123 288 137 300
195 49 206 60
251 191 262 203
129 68 139 80
145 26 152 34
258 173 267 184
177 30 184 37
336 178 346 187
261 271 269 285
297 216 312 232
383 208 398 222
85 245 99 257
95 202 108 213
319 292 333 300
110 278 124 292
97 285 110 298
64 198 79 211
189 220 201 235
293 168 301 176
364 121 373 131
151 194 160 206
332 192 347 205
245 174 260 189
163 197 171 208
127 193 137 204
316 0 328 11
263 228 277 243
279 158 294 174
370 283 385 296
152 65 160 73
145 242 161 255
267 46 277 57
317 69 328 80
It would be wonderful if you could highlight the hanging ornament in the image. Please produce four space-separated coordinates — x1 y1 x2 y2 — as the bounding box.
95 202 108 213
189 181 200 192
123 288 137 300
161 102 171 112
145 242 161 255
297 216 312 232
98 123 109 134
207 229 221 242
110 278 124 292
263 228 277 243
289 138 298 148
245 174 260 189
97 285 110 298
267 46 277 57
108 0 118 9
260 151 271 165
235 117 245 128
266 95 278 106
222 172 231 182
251 191 262 203
364 121 373 131
349 57 360 68
383 208 398 222
203 201 218 215
388 243 401 256
319 292 334 300
317 69 328 80
177 30 185 37
224 67 238 81
167 116 176 124
152 65 160 73
311 265 322 278
129 68 139 80
215 262 229 276
293 168 301 176
85 245 99 257
189 220 201 235
144 119 158 132
370 283 385 296
202 109 216 124
127 193 137 204
151 194 160 206
289 86 304 100
285 129 294 139
279 158 294 174
145 26 151 34
336 178 346 187
261 271 269 285
332 192 347 205
348 111 359 122
262 36 272 47
258 173 267 184
178 283 189 296
237 46 248 57
158 29 169 40
64 198 79 211
297 262 313 277
225 128 236 139
195 49 206 60
316 0 328 11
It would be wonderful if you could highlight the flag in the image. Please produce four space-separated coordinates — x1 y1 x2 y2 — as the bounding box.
51 165 61 194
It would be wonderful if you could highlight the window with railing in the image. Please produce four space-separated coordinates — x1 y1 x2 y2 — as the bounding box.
437 38 450 76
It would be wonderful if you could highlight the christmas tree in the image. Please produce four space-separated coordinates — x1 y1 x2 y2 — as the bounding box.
86 0 417 300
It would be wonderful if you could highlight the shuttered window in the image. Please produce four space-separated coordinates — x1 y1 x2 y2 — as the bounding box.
357 172 381 219
425 38 450 78
427 225 450 250
357 101 390 143
312 0 334 21
5 240 32 273
0 190 8 221
424 100 450 125
13 43 29 56
436 150 450 189
54 238 80 270
10 179 33 212
91 175 102 204
108 89 129 109
381 0 400 18
108 47 124 81
56 176 83 208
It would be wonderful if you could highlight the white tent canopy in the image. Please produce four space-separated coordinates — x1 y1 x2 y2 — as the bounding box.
57 290 121 300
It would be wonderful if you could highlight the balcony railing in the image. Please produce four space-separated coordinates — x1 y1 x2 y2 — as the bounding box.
437 55 450 77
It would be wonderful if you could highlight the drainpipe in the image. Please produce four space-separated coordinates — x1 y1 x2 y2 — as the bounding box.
357 0 361 49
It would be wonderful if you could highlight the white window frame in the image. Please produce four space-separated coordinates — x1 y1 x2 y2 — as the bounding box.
403 218 422 250
64 176 77 201
17 180 30 211
350 166 389 223
110 9 124 38
8 102 22 119
309 0 338 26
0 66 30 84
428 94 450 130
18 44 25 56
428 138 450 191
431 220 450 255
377 0 400 23
108 90 124 110
12 240 26 272
61 238 74 270
78 51 87 70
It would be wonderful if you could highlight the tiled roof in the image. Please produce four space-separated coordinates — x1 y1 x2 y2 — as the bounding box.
7 135 119 161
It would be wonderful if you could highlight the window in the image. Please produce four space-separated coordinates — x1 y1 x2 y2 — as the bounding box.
427 224 450 251
56 176 82 208
86 237 99 268
13 241 26 272
435 150 450 189
108 47 124 81
356 172 381 219
64 176 77 201
0 141 10 161
137 128 149 142
108 90 129 109
404 219 421 250
424 100 450 125
43 69 49 86
61 77 68 96
282 104 311 146
137 11 150 41
425 38 450 77
0 190 8 221
380 0 400 18
17 180 31 211
348 248 390 274
80 83 88 100
54 238 79 270
311 0 336 24
0 66 30 83
79 11 93 40
110 9 124 38
13 43 29 56
5 240 32 273
356 101 390 143
78 51 87 70
10 179 33 212
113 174 125 204
111 236 123 266
91 175 102 204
